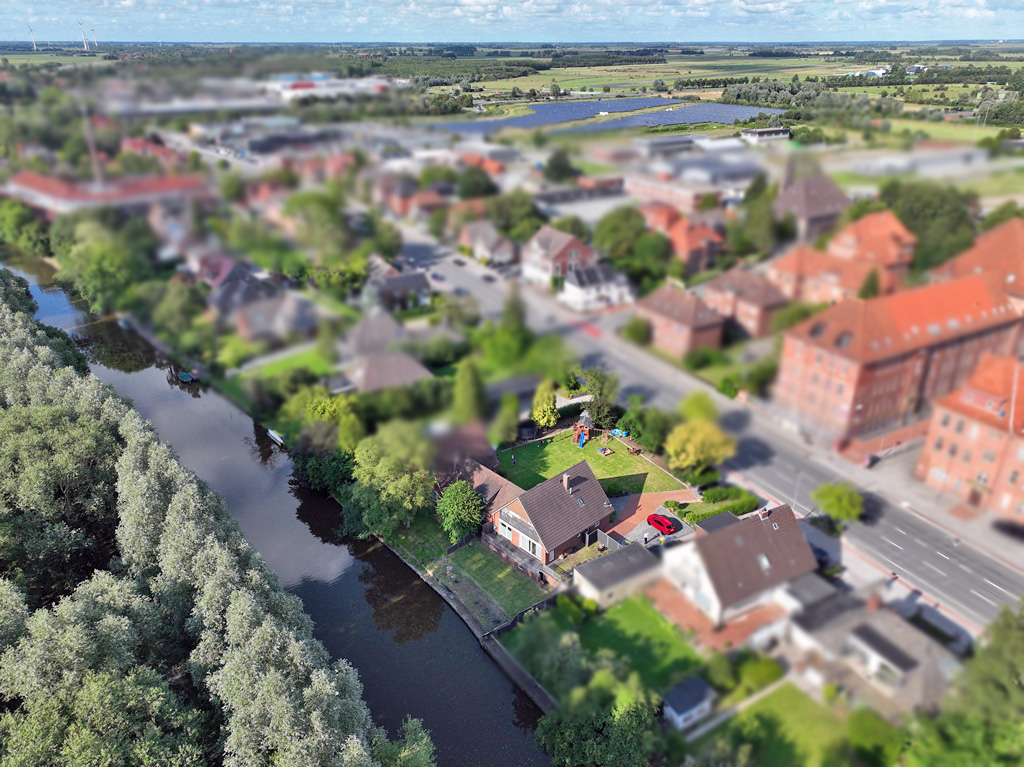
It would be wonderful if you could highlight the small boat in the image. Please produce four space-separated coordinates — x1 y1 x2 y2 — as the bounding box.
178 371 194 383
117 317 132 330
267 429 285 447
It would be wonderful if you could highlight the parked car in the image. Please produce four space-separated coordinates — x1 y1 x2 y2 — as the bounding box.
811 546 830 568
482 274 496 283
430 272 445 282
647 514 674 535
453 258 466 266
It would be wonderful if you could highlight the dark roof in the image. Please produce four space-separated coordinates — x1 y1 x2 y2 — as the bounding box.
578 409 594 428
348 311 404 357
442 458 523 512
574 544 659 591
850 623 919 673
517 460 612 552
704 268 788 309
637 284 724 329
564 263 622 289
791 591 863 633
209 266 277 317
772 175 850 221
346 352 434 393
372 271 431 296
695 512 741 534
434 422 501 480
784 571 840 610
663 676 716 715
694 505 817 609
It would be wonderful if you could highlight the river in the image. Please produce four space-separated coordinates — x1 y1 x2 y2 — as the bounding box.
1 254 548 767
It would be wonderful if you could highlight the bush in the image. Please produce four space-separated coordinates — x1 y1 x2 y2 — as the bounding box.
702 485 746 503
557 593 584 626
683 347 728 371
823 682 840 705
721 493 760 516
556 402 585 421
622 316 652 345
847 708 903 767
738 657 783 693
717 378 739 399
678 467 721 487
580 597 599 616
706 651 736 692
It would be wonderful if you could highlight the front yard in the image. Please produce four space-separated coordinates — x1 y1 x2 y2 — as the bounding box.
498 431 684 496
693 683 850 767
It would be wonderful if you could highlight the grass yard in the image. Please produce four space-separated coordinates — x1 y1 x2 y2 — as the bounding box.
249 347 338 379
694 683 849 767
387 517 451 570
498 430 683 496
502 595 702 697
449 544 547 617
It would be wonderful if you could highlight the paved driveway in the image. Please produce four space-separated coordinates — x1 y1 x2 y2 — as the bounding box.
607 490 697 543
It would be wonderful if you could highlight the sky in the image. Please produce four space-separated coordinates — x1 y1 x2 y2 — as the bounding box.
5 0 1023 45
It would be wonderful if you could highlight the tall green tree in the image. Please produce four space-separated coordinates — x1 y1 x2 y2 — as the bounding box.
544 149 576 183
857 268 881 300
57 222 152 314
436 480 485 544
457 166 498 199
532 379 559 429
452 358 486 424
679 390 718 423
593 207 646 263
664 420 736 471
490 393 520 447
811 482 863 522
551 215 589 241
581 367 619 430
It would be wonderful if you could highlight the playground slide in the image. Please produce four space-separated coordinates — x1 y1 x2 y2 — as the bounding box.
578 432 586 448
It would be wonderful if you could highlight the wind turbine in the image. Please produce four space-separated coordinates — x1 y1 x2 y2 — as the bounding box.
77 20 89 51
91 28 98 49
28 25 37 52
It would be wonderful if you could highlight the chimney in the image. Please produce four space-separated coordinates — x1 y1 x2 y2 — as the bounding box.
758 508 770 521
866 593 882 613
562 473 571 494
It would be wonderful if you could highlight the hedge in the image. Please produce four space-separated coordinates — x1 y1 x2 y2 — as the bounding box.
702 485 747 503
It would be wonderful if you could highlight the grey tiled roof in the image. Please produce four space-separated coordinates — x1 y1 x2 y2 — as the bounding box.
574 544 659 591
517 460 612 552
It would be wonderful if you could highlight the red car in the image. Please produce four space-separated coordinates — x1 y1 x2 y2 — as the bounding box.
647 514 674 535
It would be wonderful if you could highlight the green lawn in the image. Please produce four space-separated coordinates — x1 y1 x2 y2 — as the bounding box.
502 595 702 696
498 431 683 496
695 683 849 767
449 544 547 616
250 347 338 379
387 517 451 570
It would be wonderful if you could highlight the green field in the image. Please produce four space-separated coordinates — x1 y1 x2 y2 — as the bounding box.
246 347 337 379
498 430 684 496
694 683 849 767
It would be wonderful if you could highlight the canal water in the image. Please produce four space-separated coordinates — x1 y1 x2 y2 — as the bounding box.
1 254 548 767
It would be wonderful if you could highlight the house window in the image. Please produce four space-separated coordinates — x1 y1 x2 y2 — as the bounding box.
983 451 996 464
520 534 540 560
1011 471 1020 485
940 413 950 428
934 437 944 451
955 419 964 434
499 521 514 540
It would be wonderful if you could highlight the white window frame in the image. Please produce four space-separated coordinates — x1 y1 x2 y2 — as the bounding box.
520 533 540 560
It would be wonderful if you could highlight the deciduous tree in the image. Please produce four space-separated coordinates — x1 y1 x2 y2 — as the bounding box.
436 480 484 544
664 420 736 471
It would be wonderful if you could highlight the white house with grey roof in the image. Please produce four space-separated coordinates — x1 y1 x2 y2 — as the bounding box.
558 263 634 313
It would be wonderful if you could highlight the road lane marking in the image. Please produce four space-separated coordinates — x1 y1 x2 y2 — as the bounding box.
985 579 1014 596
936 551 950 559
894 527 906 534
923 561 945 576
970 589 998 607
884 557 902 569
882 537 903 550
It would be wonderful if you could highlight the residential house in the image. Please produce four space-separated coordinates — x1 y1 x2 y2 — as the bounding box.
447 197 490 232
234 290 319 345
574 544 660 609
766 245 902 305
774 272 1024 443
408 188 447 220
343 352 434 394
345 310 405 358
703 268 789 337
364 256 432 311
521 225 598 287
438 458 524 523
458 220 517 265
489 460 615 565
559 263 634 313
827 210 916 278
638 202 682 234
772 175 850 242
662 505 816 630
915 353 1024 516
789 589 960 722
434 421 502 487
120 136 181 169
663 677 718 731
207 263 278 323
635 283 725 358
668 217 724 276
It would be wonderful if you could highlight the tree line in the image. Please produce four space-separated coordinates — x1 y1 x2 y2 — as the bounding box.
0 269 435 767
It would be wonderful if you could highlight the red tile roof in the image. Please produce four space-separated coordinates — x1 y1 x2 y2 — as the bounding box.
8 170 206 205
933 218 1024 298
827 210 916 268
637 283 724 329
770 245 902 296
936 353 1024 437
786 272 1020 364
668 217 723 255
638 202 682 233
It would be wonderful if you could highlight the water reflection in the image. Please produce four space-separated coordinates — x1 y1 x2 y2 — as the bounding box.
356 538 444 644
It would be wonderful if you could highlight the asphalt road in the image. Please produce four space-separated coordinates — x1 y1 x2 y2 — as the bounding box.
398 221 1024 632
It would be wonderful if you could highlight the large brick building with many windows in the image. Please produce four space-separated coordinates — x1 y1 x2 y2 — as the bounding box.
774 273 1024 444
915 354 1024 517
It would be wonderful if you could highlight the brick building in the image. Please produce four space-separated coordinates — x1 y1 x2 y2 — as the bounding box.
827 210 916 277
635 283 725 359
774 273 1024 444
772 175 850 242
703 268 789 338
767 245 903 305
915 353 1024 516
931 217 1024 298
521 225 598 286
668 217 724 276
